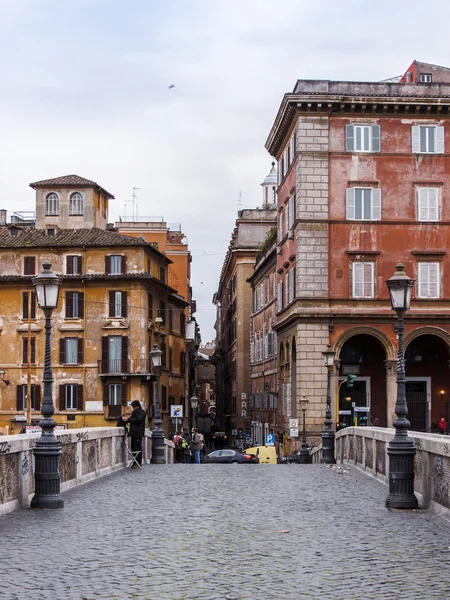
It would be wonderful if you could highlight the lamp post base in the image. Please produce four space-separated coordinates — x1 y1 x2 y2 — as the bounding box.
151 428 166 464
321 430 336 464
386 438 418 509
31 437 64 509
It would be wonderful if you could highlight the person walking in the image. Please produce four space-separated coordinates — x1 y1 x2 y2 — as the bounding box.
174 432 184 463
182 429 192 463
191 427 203 464
121 400 146 467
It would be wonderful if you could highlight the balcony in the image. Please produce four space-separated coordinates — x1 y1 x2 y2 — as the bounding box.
97 358 152 377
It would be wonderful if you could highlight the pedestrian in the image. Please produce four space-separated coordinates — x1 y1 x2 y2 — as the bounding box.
174 432 184 463
438 417 448 435
181 428 192 463
121 400 146 467
191 427 204 464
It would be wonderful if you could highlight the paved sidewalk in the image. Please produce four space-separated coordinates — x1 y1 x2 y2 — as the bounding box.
0 464 449 600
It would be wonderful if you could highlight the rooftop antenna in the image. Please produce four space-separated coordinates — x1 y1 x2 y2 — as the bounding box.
132 187 142 221
238 191 242 213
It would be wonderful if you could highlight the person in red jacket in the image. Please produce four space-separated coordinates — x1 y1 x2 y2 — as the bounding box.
438 417 448 435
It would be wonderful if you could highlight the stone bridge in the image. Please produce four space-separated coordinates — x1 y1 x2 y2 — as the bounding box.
0 427 449 599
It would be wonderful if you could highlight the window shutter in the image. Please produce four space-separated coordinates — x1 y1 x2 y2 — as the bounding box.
353 263 363 297
363 263 374 298
103 384 109 407
121 383 127 405
78 292 84 319
121 255 127 274
346 188 355 219
22 339 27 364
345 124 354 152
418 263 427 297
66 292 73 318
76 256 82 275
59 338 66 364
148 294 153 320
34 385 41 411
109 291 115 317
77 385 83 411
66 256 73 275
16 385 23 410
371 125 380 152
418 188 428 221
105 255 111 274
429 188 439 221
372 189 381 220
31 292 36 319
101 338 109 366
285 274 289 305
430 263 439 297
23 293 28 319
436 126 444 153
59 385 66 411
121 337 128 372
121 292 127 318
31 338 35 364
77 338 84 364
412 126 420 153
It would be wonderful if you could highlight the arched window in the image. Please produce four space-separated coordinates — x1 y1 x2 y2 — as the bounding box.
69 192 83 215
45 193 59 216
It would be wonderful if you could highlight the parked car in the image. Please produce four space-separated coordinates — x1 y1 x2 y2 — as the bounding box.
278 448 312 464
203 449 256 464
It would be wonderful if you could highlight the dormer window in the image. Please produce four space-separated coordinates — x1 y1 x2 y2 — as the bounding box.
45 193 59 216
69 192 83 215
420 74 432 83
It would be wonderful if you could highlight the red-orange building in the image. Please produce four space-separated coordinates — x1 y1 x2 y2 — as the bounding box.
266 61 450 451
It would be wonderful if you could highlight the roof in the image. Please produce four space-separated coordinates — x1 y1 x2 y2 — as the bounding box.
0 226 170 260
29 174 115 199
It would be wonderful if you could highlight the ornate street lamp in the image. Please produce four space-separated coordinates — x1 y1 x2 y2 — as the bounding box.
31 262 63 509
321 345 336 464
385 263 418 508
150 343 165 464
298 396 310 464
190 393 199 430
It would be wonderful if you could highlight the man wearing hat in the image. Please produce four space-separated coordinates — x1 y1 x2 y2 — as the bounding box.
122 400 146 467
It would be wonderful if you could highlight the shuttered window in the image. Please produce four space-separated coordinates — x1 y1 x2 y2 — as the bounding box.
277 281 283 311
418 188 439 221
109 291 127 318
66 255 82 275
412 125 444 153
346 124 380 152
16 385 41 411
22 291 37 319
288 195 295 229
24 256 36 275
418 262 440 298
106 255 126 274
352 262 374 298
60 337 83 364
286 268 295 304
346 188 381 220
59 384 83 410
22 338 36 364
66 291 84 318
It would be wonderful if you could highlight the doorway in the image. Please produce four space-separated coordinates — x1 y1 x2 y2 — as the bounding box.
405 378 430 432
338 377 370 428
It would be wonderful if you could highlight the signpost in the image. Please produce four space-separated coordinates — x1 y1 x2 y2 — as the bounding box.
265 433 275 446
289 418 299 438
170 405 183 433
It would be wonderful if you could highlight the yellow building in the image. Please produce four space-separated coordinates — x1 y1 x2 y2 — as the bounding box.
0 175 187 434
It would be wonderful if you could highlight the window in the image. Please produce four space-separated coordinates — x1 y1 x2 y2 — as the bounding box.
159 266 166 283
109 291 127 318
105 255 125 275
22 291 37 319
148 294 153 320
65 291 84 319
22 337 36 364
278 210 284 240
45 193 59 216
277 280 283 311
418 262 439 298
180 313 186 336
420 74 432 83
352 262 374 298
412 125 444 154
289 134 296 163
16 385 41 411
160 301 166 325
66 255 82 275
69 192 83 215
102 335 128 373
346 188 381 220
169 347 173 372
286 268 295 304
59 384 82 410
109 383 122 406
418 188 439 221
288 195 295 230
161 339 167 368
60 337 83 364
168 307 173 331
346 124 380 152
24 256 36 275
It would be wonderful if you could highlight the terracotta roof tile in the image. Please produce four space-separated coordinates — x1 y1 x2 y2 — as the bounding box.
0 227 149 249
29 174 114 199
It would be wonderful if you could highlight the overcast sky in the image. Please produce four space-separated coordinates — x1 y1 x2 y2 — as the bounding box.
1 0 450 341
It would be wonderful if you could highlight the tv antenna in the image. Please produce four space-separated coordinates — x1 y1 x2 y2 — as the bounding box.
132 187 142 221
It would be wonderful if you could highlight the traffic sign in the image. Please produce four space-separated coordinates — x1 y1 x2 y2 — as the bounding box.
265 434 275 446
170 405 183 418
290 427 299 438
289 418 298 429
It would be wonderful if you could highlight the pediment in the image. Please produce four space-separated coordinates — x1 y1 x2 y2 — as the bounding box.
101 319 129 330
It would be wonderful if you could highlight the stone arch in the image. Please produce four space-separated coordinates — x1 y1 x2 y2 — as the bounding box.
405 326 450 359
334 326 396 361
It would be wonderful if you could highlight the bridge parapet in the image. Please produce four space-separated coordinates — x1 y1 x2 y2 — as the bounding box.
0 428 174 516
336 427 450 519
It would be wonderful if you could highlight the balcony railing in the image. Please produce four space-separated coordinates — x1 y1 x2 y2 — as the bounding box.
97 359 152 376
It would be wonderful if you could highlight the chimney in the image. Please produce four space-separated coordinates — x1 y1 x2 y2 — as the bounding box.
0 209 6 226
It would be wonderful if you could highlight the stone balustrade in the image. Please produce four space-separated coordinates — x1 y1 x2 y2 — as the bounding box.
334 426 450 519
0 427 174 516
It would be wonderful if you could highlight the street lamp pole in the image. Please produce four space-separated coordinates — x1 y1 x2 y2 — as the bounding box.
150 343 165 464
190 393 199 430
385 263 418 509
321 345 336 464
298 396 310 464
31 262 63 509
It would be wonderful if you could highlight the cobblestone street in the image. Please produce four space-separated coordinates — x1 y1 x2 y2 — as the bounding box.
1 464 449 600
